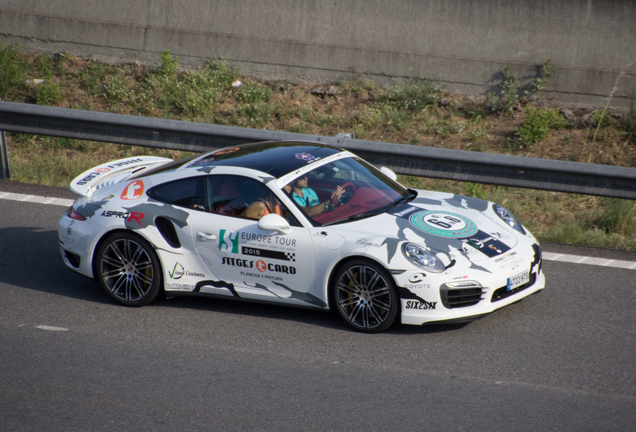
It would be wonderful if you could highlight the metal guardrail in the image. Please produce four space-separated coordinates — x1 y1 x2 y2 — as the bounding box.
1 100 636 199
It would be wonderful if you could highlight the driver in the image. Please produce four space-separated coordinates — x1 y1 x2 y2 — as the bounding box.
287 174 344 217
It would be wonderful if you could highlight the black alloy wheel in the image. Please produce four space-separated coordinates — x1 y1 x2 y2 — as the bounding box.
333 259 399 333
95 232 162 306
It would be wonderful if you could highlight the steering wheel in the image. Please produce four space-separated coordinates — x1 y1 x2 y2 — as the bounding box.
332 182 357 205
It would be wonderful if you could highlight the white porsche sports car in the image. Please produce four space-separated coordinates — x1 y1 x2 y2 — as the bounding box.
58 141 545 332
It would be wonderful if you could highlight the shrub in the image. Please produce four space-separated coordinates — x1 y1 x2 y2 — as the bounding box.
33 82 64 105
514 108 565 146
375 78 439 113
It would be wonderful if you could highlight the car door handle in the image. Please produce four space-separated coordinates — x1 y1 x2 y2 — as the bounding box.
196 231 217 241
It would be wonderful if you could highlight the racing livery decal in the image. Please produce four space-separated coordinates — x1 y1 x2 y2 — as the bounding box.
244 281 326 308
193 279 239 296
121 203 190 230
75 199 110 218
409 210 478 238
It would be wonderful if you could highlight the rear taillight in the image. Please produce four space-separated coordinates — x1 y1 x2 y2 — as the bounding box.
67 206 87 221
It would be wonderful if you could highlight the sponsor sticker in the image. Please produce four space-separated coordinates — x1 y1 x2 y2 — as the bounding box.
165 283 192 291
240 271 284 282
219 229 240 253
356 238 383 248
219 229 298 255
168 262 205 279
242 246 295 262
390 205 418 218
404 283 433 290
121 180 145 200
295 152 316 162
405 300 437 310
76 172 103 186
100 210 144 225
221 257 296 274
494 251 518 263
408 273 427 283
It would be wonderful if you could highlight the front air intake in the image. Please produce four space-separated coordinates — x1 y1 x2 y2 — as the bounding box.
440 281 484 309
64 250 81 268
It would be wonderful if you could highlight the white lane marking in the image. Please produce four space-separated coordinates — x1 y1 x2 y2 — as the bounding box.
543 252 636 270
3 192 636 270
0 192 74 207
36 325 69 332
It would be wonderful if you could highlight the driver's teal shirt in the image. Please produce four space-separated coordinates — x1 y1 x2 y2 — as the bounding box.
292 188 319 207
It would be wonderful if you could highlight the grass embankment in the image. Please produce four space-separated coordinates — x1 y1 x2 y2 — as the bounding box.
2 45 636 250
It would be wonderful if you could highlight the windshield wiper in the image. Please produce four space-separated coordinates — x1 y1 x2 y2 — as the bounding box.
322 212 379 226
383 189 418 213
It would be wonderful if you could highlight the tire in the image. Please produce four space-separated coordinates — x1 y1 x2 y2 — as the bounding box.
95 232 162 306
333 259 399 333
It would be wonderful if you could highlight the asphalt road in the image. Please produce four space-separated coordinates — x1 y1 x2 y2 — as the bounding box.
1 180 635 431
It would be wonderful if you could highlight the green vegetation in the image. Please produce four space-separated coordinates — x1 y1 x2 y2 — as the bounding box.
2 44 636 250
514 108 566 148
486 60 556 113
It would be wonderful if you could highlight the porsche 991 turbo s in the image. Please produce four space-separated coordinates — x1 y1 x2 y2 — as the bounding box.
58 141 544 332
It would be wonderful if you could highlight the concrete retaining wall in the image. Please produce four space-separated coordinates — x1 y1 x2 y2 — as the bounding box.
1 0 635 109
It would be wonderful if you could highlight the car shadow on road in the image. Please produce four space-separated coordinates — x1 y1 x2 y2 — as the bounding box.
0 226 111 304
0 225 468 334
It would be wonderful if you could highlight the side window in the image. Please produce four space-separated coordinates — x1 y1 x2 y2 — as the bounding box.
206 175 301 226
147 177 206 211
206 175 248 216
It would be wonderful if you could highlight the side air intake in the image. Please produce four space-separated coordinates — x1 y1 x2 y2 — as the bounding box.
155 217 181 248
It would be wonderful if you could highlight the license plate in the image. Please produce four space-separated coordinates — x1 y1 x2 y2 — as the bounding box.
507 271 529 291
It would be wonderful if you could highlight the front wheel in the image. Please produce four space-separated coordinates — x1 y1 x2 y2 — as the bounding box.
95 232 162 306
333 259 399 333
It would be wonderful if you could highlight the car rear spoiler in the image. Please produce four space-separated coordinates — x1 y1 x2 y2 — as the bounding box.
70 156 172 197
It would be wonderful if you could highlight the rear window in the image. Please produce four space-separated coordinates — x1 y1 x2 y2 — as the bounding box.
147 177 206 211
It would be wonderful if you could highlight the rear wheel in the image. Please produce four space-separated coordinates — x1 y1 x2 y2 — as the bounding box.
333 259 399 333
95 232 162 306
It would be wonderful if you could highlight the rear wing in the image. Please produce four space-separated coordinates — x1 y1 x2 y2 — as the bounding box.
70 156 172 197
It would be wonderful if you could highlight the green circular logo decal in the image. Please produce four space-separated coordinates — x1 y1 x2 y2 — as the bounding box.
409 211 478 238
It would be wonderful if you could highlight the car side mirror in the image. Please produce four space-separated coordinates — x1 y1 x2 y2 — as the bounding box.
380 167 398 181
257 214 292 234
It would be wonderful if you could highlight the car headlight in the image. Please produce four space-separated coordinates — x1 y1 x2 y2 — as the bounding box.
402 243 445 272
493 204 526 235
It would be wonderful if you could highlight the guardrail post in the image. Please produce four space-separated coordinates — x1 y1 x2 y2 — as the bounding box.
0 130 9 180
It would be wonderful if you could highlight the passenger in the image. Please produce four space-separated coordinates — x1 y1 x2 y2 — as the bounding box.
288 174 343 216
241 192 283 220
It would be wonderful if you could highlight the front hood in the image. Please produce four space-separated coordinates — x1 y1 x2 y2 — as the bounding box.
342 190 521 263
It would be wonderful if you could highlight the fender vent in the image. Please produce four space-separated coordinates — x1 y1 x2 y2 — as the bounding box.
155 217 181 248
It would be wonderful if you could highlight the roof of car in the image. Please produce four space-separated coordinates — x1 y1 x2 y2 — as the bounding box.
188 141 343 178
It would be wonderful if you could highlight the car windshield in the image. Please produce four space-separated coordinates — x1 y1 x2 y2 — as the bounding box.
282 156 413 226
